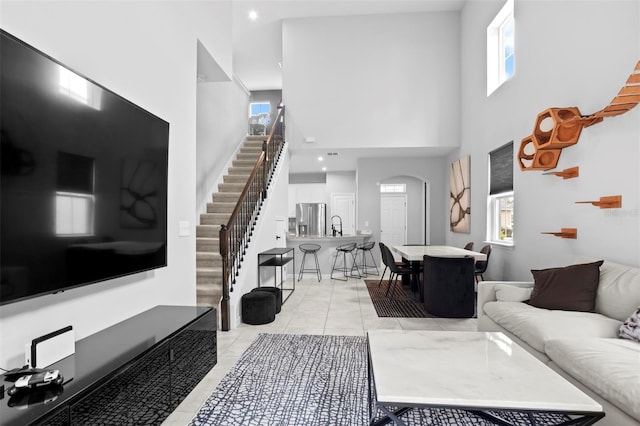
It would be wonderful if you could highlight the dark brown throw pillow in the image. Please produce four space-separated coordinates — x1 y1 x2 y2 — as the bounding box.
528 260 604 312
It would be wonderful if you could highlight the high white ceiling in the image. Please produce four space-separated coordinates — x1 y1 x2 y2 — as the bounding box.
232 0 466 173
233 0 466 90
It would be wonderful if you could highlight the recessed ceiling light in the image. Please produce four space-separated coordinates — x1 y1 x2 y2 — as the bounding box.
322 167 327 171
248 10 258 20
318 156 324 162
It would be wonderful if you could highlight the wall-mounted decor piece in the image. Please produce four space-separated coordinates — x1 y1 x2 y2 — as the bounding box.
543 166 579 179
518 60 640 171
576 195 622 209
450 155 470 233
541 228 578 239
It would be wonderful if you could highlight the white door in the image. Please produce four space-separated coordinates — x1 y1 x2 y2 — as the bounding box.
330 193 355 236
380 194 407 261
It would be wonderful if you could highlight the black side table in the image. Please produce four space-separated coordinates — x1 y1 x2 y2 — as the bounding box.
258 247 295 304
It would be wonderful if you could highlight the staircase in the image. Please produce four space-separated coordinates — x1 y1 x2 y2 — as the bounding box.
196 135 265 307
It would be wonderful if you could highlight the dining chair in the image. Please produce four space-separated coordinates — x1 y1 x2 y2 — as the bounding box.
380 243 420 299
377 241 410 285
474 244 492 282
378 242 390 286
464 242 474 251
423 255 475 318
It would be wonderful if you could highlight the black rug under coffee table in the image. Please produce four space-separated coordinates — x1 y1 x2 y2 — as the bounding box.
189 334 569 426
364 279 432 318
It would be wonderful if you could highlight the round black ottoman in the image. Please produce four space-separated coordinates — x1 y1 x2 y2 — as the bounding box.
241 291 276 325
251 287 282 313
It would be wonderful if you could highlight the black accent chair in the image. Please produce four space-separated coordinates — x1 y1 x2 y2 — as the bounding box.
474 244 492 283
423 255 475 318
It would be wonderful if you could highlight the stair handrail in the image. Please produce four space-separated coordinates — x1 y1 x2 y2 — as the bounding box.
219 105 285 331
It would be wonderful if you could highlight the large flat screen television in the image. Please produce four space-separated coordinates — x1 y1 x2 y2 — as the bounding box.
1 30 169 305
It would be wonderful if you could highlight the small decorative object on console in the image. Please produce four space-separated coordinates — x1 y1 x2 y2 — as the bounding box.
3 366 47 382
6 370 64 396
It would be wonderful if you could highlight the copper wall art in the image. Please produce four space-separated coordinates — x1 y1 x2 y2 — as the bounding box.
518 60 640 171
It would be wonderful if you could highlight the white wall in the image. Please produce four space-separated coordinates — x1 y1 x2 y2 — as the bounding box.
281 11 459 252
450 0 640 280
0 1 232 368
357 156 448 250
196 78 250 212
228 150 290 328
381 176 426 245
326 172 357 199
282 12 460 153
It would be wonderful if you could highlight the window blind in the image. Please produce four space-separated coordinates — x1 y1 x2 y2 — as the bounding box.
489 141 513 195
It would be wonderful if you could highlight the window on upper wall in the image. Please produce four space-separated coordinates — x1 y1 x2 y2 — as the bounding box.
487 142 514 245
249 102 270 117
487 0 515 96
248 102 271 135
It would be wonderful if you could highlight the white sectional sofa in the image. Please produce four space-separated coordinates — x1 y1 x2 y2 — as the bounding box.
477 260 640 425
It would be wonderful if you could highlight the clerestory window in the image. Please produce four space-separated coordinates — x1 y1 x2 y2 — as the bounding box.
487 0 515 96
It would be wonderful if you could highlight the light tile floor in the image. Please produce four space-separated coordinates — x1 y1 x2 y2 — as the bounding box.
162 273 477 426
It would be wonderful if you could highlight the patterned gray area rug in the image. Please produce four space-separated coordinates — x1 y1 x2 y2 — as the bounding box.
190 334 569 426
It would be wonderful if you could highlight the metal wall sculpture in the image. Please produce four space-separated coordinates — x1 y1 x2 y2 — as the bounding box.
518 60 640 171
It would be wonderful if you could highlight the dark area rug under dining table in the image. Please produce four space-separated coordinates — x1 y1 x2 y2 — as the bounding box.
364 279 432 318
189 334 570 426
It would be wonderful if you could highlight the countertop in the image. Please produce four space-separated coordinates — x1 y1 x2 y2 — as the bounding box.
286 234 371 241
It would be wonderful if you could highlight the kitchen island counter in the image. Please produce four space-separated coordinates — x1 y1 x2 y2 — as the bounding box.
287 234 371 241
286 234 374 276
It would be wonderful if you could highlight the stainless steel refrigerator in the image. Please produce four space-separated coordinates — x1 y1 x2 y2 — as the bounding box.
296 203 326 236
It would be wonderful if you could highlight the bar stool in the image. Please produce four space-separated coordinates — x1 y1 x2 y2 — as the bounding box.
330 242 361 281
298 244 322 282
355 241 379 277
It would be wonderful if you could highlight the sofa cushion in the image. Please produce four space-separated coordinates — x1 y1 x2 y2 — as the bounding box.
483 301 620 353
495 284 532 302
529 260 603 312
545 338 640 422
596 261 640 322
619 306 640 343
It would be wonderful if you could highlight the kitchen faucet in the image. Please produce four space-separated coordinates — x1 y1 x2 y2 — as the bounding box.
330 215 343 237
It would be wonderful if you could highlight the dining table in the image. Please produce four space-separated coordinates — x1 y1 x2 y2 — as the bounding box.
390 245 487 262
389 245 487 301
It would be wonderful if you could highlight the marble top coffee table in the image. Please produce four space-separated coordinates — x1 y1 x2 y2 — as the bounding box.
367 330 604 426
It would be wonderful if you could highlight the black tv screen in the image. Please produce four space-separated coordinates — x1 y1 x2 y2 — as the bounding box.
1 30 169 305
